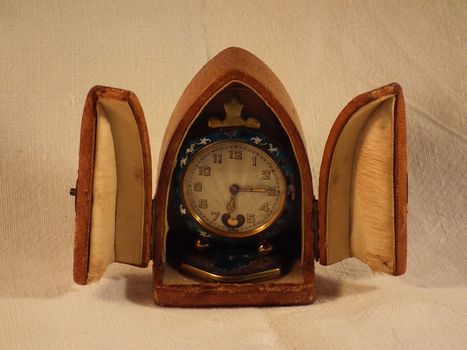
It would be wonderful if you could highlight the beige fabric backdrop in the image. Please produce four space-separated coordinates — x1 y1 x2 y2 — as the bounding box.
1 0 466 349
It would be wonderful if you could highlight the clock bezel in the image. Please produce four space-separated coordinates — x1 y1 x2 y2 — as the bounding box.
181 140 288 238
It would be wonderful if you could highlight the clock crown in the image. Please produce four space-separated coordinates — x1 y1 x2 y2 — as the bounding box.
208 97 260 129
224 97 244 119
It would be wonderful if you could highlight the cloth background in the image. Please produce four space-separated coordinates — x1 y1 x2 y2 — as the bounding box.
1 1 466 349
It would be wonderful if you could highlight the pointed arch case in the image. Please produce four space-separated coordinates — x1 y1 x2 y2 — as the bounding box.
72 47 407 306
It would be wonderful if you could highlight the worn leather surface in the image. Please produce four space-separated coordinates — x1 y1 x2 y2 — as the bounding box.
320 85 407 275
73 87 152 285
1 1 466 349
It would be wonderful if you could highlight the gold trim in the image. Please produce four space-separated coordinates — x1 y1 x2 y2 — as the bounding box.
181 140 287 238
180 263 281 283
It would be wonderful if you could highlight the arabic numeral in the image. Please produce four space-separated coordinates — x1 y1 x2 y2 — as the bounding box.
198 199 208 209
197 166 211 176
212 153 223 164
228 149 242 160
261 170 271 180
267 187 276 196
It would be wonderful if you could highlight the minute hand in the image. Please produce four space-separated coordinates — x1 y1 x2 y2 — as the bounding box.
238 186 271 193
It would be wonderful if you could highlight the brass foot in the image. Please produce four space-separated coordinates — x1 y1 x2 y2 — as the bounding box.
195 237 210 251
258 241 274 255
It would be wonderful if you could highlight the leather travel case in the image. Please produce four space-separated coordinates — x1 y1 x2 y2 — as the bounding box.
71 47 407 306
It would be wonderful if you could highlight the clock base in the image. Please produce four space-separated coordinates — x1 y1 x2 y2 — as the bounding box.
179 249 284 283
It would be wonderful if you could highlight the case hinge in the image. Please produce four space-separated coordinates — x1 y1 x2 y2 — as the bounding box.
312 198 319 261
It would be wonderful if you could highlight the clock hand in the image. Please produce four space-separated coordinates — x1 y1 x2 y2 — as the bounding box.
223 184 245 229
226 184 240 213
226 194 236 213
226 185 273 214
225 184 272 216
238 186 272 193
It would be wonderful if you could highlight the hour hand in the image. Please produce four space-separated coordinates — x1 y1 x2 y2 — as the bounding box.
226 195 236 213
226 184 239 213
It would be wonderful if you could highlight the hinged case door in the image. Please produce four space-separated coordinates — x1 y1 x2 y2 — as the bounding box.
73 86 152 284
318 83 407 275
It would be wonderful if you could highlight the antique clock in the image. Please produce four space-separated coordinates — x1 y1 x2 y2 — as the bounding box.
171 109 299 282
71 47 407 306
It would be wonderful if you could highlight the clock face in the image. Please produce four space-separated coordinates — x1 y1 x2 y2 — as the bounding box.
181 141 287 238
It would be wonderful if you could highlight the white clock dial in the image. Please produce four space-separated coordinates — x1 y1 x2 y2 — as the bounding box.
182 141 287 238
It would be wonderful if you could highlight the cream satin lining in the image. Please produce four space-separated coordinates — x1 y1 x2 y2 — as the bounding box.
88 98 145 282
326 96 395 274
